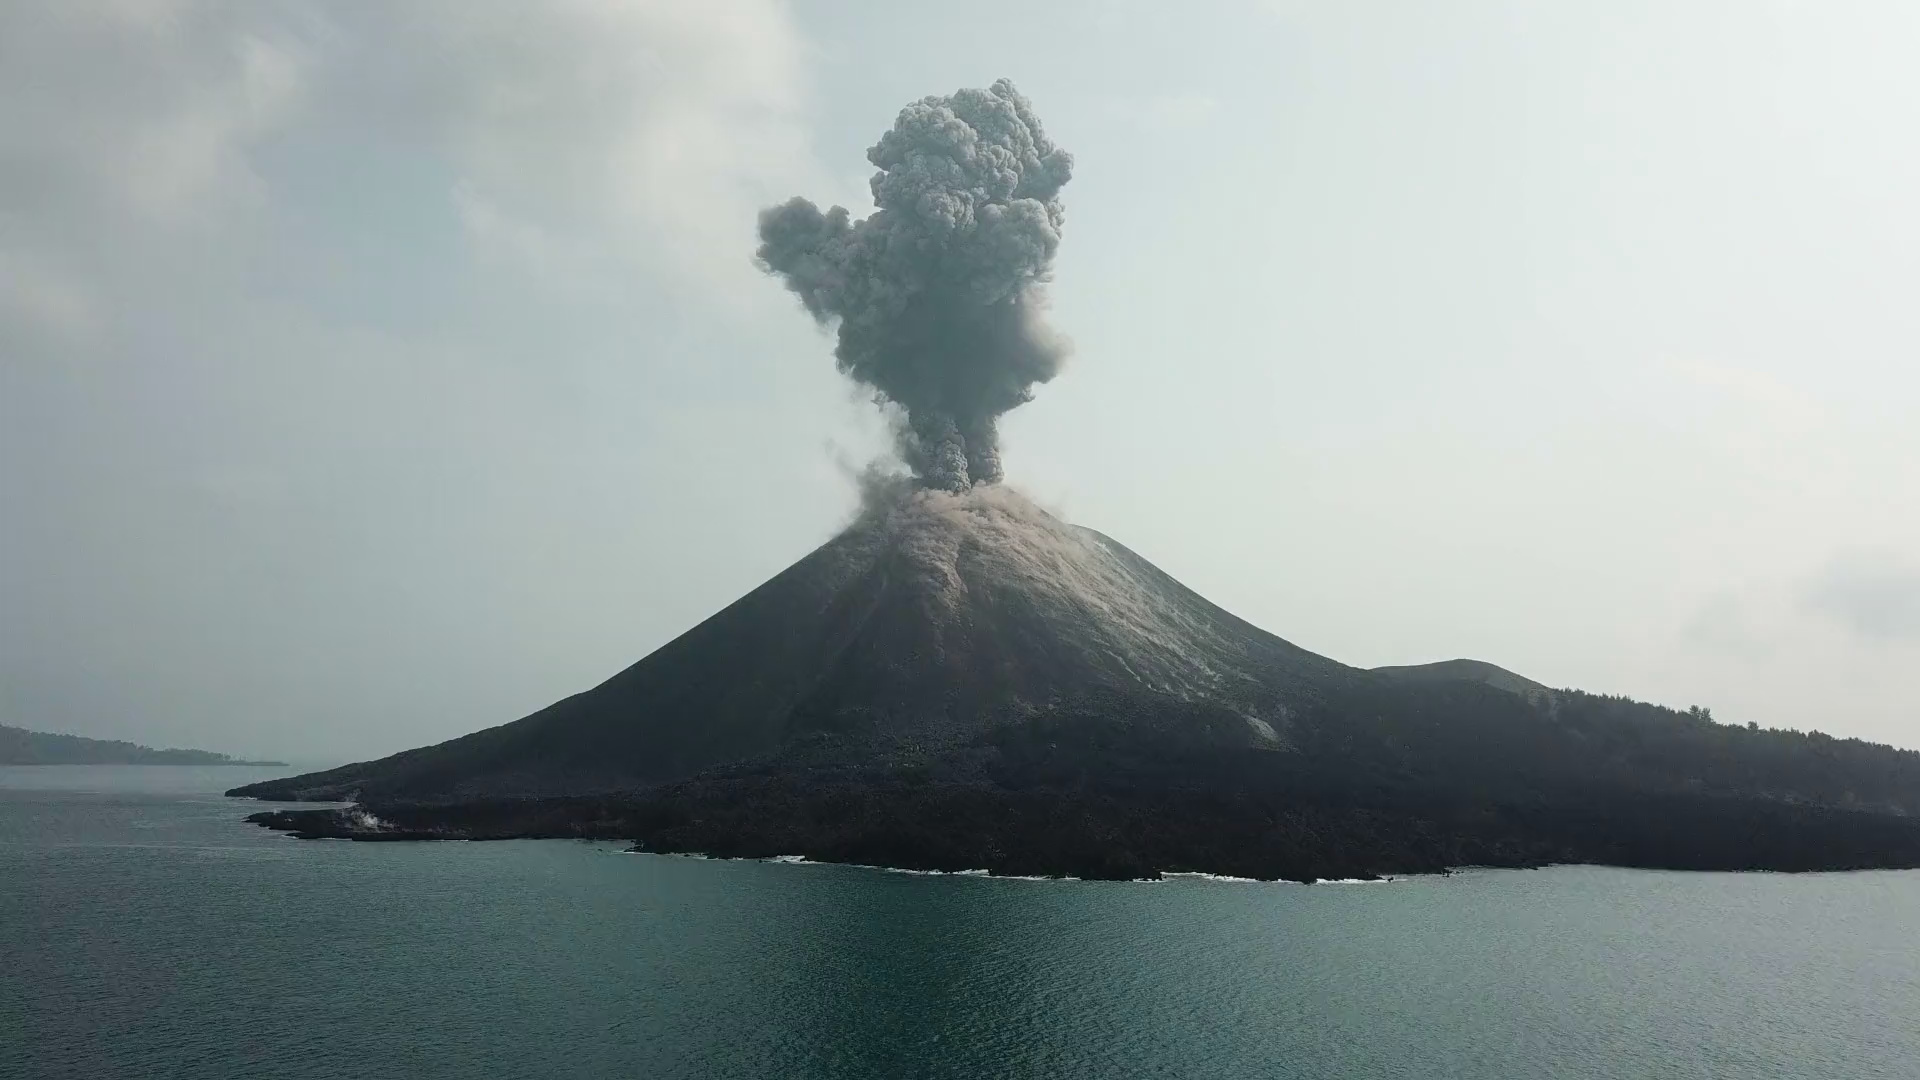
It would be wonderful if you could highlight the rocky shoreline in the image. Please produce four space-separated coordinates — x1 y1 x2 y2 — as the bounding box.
234 687 1920 885
239 802 1438 882
238 765 1920 884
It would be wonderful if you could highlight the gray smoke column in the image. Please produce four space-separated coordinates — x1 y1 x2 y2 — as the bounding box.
756 78 1074 492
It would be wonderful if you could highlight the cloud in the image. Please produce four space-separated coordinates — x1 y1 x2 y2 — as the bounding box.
191 463 290 508
0 3 306 228
320 1 821 294
1662 356 1826 432
1138 92 1220 133
756 79 1074 491
0 0 820 363
0 252 94 353
0 2 831 758
1 2 310 368
1680 590 1776 660
1804 553 1920 641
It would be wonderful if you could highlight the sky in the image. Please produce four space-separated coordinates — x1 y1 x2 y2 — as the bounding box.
3 0 1916 763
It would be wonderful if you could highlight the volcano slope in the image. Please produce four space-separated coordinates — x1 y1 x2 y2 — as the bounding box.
234 487 1920 880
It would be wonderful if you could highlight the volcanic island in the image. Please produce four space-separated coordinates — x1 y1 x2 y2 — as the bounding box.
233 81 1920 881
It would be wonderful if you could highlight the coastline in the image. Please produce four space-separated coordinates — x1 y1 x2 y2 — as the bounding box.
235 779 1920 885
242 806 1417 883
623 850 1417 885
237 804 1433 882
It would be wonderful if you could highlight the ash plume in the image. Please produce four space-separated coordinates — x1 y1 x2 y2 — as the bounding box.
757 78 1074 492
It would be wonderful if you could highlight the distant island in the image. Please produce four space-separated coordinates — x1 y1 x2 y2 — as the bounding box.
1 724 285 766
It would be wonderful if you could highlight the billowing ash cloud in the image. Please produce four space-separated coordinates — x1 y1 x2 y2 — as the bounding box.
757 78 1073 492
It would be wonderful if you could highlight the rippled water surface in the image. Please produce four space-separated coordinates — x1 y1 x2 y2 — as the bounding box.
5 766 1918 1079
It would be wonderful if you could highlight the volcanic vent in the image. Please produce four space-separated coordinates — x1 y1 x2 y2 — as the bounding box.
235 486 1349 802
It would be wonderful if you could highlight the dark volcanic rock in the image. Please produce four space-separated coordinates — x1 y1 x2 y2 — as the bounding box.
238 688 1920 880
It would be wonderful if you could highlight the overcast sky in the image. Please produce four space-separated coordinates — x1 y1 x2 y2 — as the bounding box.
4 1 1916 762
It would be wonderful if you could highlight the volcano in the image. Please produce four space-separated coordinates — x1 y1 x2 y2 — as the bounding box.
234 77 1920 877
235 487 1348 803
233 487 1920 881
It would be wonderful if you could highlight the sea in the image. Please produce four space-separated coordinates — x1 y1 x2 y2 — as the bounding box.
4 765 1917 1080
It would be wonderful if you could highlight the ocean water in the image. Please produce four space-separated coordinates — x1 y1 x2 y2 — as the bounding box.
4 767 1918 1079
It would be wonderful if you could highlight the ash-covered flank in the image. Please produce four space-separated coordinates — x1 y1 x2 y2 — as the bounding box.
233 486 1348 804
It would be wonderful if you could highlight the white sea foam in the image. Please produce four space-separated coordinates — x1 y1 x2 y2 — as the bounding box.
1159 871 1267 884
624 849 1414 886
864 865 997 877
756 853 1009 878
